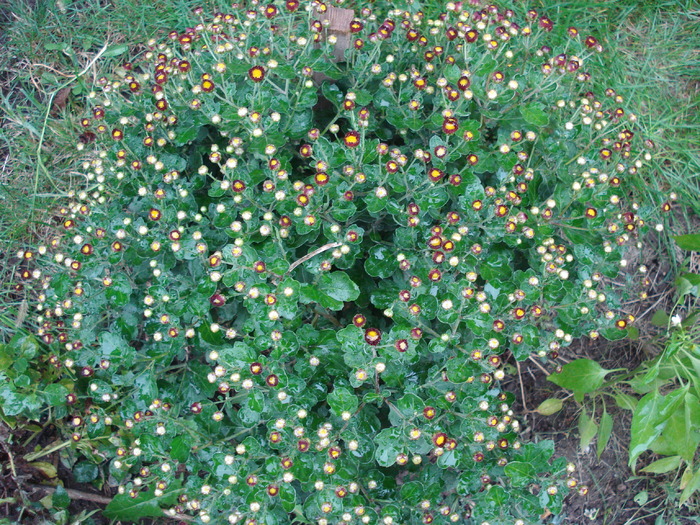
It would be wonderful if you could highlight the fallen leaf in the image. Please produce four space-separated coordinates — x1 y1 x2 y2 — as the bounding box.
50 87 71 115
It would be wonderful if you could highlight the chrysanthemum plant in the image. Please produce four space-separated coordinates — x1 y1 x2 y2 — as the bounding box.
6 0 663 523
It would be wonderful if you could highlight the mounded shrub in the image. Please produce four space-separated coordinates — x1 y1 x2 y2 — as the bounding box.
7 0 659 523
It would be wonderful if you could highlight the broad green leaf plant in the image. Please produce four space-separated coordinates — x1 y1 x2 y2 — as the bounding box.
544 235 700 506
4 0 671 522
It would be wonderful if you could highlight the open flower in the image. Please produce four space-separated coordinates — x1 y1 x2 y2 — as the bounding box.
248 66 266 82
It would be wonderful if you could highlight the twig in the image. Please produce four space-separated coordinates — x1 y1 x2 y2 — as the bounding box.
527 356 551 376
31 63 74 78
0 439 17 479
636 288 672 321
313 308 341 327
15 300 28 328
287 242 341 274
29 484 111 505
23 440 71 462
29 485 194 522
515 360 528 412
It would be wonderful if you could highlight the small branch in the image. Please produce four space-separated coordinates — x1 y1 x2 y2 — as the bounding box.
29 484 111 505
312 308 341 328
23 440 71 462
31 63 74 77
636 288 672 321
515 360 528 412
15 300 28 328
287 242 341 274
527 356 551 376
0 439 17 479
29 485 194 522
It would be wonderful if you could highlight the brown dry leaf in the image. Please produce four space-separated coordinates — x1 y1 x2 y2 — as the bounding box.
28 461 58 479
50 87 71 116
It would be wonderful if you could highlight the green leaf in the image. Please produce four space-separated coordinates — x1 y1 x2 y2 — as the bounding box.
12 334 39 359
680 273 700 287
640 455 681 474
479 251 511 281
104 479 182 520
317 272 360 303
633 491 648 506
287 109 313 139
597 409 613 458
578 409 598 451
170 435 192 463
547 359 612 395
99 332 133 367
102 44 129 57
414 186 448 211
629 386 688 471
614 393 638 411
327 387 358 417
520 102 550 127
0 383 24 416
628 326 640 340
673 233 700 251
299 284 341 311
650 309 669 328
676 274 700 297
601 325 631 341
365 245 395 279
246 389 265 413
650 394 700 461
330 199 356 222
474 56 497 76
386 107 405 129
53 485 70 509
535 398 563 416
374 428 404 467
680 466 700 505
44 384 68 406
73 462 98 483
400 481 425 505
445 358 477 383
278 484 297 513
321 82 343 106
396 393 424 417
504 461 536 487
337 326 372 368
45 43 69 51
483 485 508 506
239 399 263 425
443 64 461 84
516 440 555 472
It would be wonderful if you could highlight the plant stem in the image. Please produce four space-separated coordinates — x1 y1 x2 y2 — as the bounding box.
23 439 71 462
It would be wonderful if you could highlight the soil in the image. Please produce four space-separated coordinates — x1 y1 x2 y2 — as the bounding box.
510 337 699 525
504 237 700 525
507 340 654 525
0 422 110 524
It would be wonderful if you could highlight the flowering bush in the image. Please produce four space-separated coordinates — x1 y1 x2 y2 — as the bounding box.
5 0 663 523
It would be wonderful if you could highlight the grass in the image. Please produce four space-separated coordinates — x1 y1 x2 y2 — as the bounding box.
608 2 700 215
535 0 700 271
0 0 204 342
0 0 698 521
